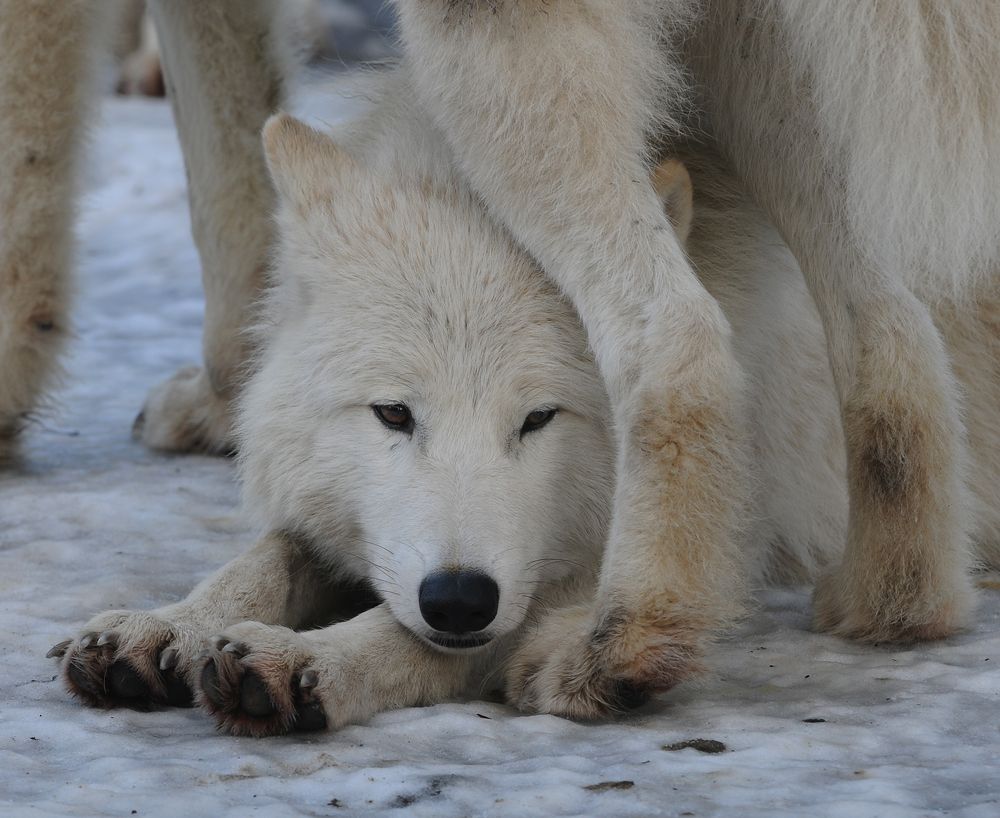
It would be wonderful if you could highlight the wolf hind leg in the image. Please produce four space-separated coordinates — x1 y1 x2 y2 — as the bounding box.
810 283 974 641
688 5 978 643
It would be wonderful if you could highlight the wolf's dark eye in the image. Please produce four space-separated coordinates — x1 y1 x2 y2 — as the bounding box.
520 407 557 437
373 403 413 433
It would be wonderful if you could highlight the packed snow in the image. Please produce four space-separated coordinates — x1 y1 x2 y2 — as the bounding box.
2 78 999 818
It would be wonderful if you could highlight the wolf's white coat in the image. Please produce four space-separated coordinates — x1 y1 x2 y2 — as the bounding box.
3 93 1000 818
3 86 999 817
6 1 1000 722
391 1 1000 697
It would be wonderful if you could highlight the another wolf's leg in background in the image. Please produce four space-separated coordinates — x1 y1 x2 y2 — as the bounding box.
199 604 483 736
692 7 975 642
397 1 751 717
51 532 348 710
135 0 286 453
0 1 99 459
116 1 164 98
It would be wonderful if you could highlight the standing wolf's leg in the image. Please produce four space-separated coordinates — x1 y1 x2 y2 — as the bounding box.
690 9 974 643
49 532 354 710
397 1 751 717
134 1 286 453
198 605 483 736
796 234 972 641
0 2 99 458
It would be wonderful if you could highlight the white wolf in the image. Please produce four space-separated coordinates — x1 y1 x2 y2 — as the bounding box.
49 76 1000 734
391 0 1000 714
8 1 1000 721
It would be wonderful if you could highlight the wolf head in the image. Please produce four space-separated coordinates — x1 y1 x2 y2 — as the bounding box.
240 114 690 651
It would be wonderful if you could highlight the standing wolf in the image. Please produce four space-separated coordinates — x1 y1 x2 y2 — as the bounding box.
391 0 1000 712
5 2 1000 722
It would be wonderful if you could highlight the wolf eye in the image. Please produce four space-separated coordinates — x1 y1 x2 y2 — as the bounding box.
520 407 557 437
373 403 413 433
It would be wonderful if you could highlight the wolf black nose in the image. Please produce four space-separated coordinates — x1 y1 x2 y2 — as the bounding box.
419 570 499 634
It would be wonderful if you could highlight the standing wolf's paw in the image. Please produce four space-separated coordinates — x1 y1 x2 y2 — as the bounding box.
813 563 971 644
197 622 328 737
505 604 703 719
48 610 201 709
133 366 234 455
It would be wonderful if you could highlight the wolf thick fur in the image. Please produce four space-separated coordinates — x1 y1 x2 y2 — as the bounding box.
389 0 1000 706
0 0 295 457
11 1 1000 723
0 2 102 444
52 75 1000 731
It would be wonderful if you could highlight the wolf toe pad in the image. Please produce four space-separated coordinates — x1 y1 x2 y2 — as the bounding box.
198 632 327 737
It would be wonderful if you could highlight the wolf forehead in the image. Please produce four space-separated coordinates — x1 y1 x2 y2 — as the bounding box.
269 163 597 400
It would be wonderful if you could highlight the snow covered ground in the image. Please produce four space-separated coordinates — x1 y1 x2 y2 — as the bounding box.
2 80 1000 818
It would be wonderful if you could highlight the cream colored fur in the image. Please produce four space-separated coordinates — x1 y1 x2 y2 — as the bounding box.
0 0 293 458
116 1 164 98
395 0 755 717
0 1 104 454
682 2 1000 644
52 80 1000 731
388 0 1000 709
16 1 1000 728
762 0 1000 299
114 0 325 99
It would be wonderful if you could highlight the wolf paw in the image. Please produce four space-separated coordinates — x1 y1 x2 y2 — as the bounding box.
505 605 701 719
813 564 971 643
198 622 327 737
133 366 234 454
49 611 200 709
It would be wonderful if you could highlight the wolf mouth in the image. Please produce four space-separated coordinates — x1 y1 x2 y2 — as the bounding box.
425 633 494 651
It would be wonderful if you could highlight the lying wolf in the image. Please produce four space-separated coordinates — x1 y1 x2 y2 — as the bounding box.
49 77 1000 733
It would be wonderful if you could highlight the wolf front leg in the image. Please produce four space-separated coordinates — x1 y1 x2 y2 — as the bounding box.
396 0 751 717
133 1 287 453
198 605 482 736
51 532 353 710
0 1 100 459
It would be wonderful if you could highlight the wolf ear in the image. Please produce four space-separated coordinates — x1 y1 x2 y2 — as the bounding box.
262 113 350 210
651 159 693 246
